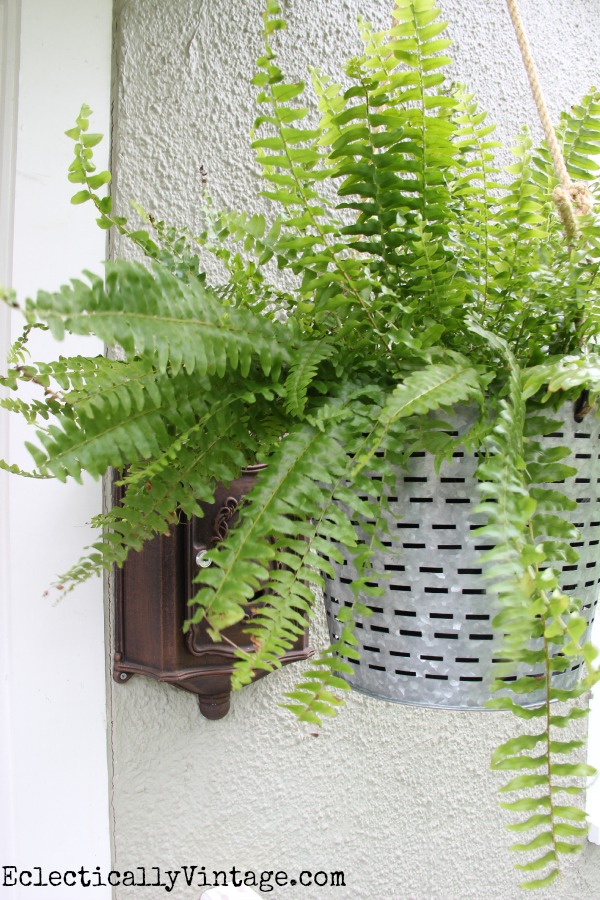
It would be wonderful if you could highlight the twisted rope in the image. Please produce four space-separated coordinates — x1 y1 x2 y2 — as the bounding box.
504 0 592 240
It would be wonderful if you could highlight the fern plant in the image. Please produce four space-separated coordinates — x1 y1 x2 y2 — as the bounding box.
2 0 600 887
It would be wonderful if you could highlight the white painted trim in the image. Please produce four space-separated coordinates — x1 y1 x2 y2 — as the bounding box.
0 0 19 286
0 0 21 870
2 1 113 893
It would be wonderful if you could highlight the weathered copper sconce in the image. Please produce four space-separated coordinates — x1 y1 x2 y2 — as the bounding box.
113 468 312 719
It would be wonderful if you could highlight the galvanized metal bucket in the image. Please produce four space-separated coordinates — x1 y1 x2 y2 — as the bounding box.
324 407 600 709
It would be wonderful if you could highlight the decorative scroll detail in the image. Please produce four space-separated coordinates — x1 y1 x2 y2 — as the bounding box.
211 496 240 545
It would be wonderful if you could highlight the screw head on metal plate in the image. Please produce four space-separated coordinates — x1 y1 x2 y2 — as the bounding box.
195 549 212 568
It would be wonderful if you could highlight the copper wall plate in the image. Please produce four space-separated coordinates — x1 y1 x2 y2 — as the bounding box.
113 468 312 719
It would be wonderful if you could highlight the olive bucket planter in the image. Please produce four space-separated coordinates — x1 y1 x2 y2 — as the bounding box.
324 405 600 710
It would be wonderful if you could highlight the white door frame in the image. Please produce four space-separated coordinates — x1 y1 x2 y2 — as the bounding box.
0 0 21 869
1 1 113 895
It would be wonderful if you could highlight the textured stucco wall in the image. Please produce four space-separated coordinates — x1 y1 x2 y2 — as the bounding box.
109 2 600 898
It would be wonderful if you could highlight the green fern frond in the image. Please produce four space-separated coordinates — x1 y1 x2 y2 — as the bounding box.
0 459 50 479
551 88 600 184
53 390 264 592
452 88 501 310
489 130 552 332
25 261 292 379
24 367 210 481
283 339 335 416
186 418 352 638
230 433 388 692
354 360 482 473
523 352 600 400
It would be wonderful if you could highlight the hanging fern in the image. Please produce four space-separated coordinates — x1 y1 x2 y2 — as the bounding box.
2 0 600 888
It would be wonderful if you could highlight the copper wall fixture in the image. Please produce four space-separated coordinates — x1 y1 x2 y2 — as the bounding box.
113 467 312 719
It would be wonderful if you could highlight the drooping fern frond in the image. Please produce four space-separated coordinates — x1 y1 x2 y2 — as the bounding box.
228 416 391 694
468 325 600 885
53 389 265 593
185 414 354 639
470 326 539 661
0 459 50 479
352 359 483 474
24 260 293 379
23 364 222 481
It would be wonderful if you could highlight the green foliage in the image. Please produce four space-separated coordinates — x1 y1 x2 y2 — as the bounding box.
2 0 600 888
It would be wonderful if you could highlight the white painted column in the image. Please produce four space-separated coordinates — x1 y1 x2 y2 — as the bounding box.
0 0 21 875
1 1 113 896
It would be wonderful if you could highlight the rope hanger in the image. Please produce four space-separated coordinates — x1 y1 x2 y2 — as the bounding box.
504 0 593 240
